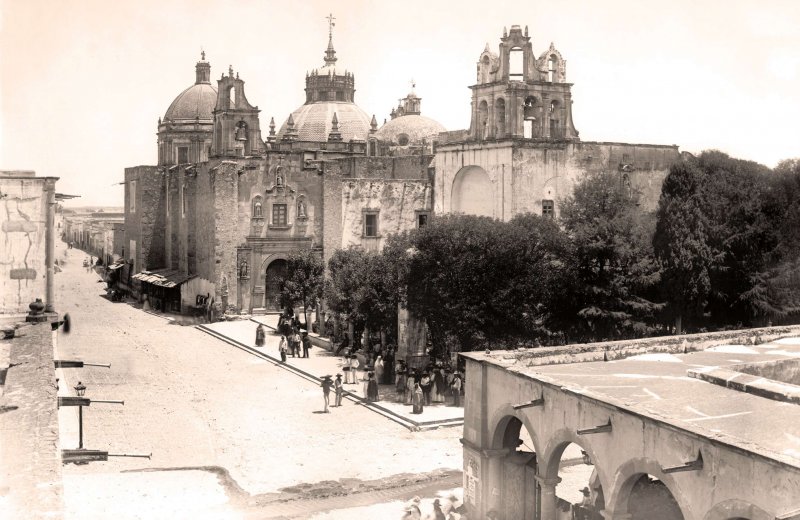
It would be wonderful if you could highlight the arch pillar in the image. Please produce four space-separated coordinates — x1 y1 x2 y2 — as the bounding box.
535 475 561 520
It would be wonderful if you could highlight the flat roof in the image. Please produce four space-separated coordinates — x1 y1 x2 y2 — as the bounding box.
467 338 800 469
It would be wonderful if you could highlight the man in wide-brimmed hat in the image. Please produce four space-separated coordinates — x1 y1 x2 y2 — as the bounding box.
579 486 592 506
321 375 333 413
334 373 344 407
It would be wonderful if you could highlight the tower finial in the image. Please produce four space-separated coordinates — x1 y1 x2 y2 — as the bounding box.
324 13 337 66
201 49 205 61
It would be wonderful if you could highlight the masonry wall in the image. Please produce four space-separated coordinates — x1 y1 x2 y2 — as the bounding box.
435 140 680 220
0 175 53 314
0 323 64 519
124 166 165 274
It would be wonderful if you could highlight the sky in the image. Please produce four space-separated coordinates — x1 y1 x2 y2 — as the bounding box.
2 0 799 206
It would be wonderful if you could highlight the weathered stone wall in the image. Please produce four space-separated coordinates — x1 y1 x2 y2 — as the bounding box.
0 173 53 314
124 166 165 274
434 140 679 219
0 322 64 519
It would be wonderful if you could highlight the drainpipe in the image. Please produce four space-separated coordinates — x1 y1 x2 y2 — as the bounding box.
45 178 56 312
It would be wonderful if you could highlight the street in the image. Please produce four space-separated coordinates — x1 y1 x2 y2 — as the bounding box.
54 242 463 519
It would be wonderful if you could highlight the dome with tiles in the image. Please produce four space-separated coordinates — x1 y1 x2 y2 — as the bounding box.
375 85 445 146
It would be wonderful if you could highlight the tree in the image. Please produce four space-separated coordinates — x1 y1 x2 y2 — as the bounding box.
559 170 663 340
324 248 371 332
280 248 324 328
654 160 713 333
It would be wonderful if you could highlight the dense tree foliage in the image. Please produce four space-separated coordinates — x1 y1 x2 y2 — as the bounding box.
323 151 800 352
560 171 663 339
280 248 324 325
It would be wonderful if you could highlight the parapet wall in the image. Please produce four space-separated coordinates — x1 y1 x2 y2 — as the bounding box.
0 322 64 519
499 324 800 367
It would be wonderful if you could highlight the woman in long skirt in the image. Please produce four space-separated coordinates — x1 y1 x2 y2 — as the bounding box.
255 324 265 348
396 370 407 403
405 373 416 405
374 356 384 387
367 372 379 402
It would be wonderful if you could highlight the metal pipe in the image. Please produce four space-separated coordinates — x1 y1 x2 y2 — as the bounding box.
107 453 152 459
77 406 83 449
90 399 124 405
83 363 111 368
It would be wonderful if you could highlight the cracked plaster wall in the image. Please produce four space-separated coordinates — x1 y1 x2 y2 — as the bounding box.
0 177 48 314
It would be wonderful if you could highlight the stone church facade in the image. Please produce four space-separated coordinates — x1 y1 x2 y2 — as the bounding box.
122 22 680 319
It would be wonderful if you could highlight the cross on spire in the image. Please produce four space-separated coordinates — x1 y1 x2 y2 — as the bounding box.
324 13 338 65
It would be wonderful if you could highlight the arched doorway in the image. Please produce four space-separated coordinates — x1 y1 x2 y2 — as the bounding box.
451 166 493 217
264 259 287 312
490 415 540 519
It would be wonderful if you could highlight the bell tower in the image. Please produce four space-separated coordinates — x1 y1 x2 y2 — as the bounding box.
469 25 579 141
211 66 264 158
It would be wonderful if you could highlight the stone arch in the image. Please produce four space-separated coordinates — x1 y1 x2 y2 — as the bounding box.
261 254 291 312
703 499 772 520
607 457 693 520
451 165 493 218
540 427 612 499
487 404 544 455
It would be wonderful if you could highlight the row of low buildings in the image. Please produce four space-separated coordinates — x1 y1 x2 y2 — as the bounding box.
121 22 681 330
61 210 125 266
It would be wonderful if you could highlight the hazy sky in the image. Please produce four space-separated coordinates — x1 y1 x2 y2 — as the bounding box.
2 0 798 206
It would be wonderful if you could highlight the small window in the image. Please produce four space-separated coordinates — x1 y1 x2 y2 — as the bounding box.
397 133 410 146
417 213 429 228
272 204 287 226
369 140 377 156
129 180 136 213
542 200 554 218
364 212 378 237
622 153 631 163
509 47 524 78
178 147 188 164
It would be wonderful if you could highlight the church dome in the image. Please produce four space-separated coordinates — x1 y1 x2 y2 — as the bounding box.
375 114 446 146
278 102 371 142
164 83 217 122
163 54 217 122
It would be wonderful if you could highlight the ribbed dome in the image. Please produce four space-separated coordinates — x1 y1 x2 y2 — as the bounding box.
164 83 217 122
375 114 446 146
278 102 371 142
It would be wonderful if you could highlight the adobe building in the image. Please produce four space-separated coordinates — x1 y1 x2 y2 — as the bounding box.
460 328 800 519
0 170 58 316
435 26 680 220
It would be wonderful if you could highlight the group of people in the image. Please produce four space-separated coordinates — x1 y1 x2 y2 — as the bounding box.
320 373 345 412
401 494 469 520
254 322 312 362
396 363 464 414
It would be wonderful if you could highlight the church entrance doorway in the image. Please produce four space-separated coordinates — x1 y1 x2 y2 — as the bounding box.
264 259 287 312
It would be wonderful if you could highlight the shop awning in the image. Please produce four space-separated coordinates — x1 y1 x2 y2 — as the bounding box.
106 262 125 271
131 269 195 288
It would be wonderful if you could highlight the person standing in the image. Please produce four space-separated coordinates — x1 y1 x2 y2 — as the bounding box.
433 367 446 403
374 355 384 387
321 375 333 413
420 372 432 405
301 331 311 358
255 324 265 348
412 383 424 414
451 373 462 407
431 499 446 520
334 374 344 407
396 368 407 403
367 371 379 402
278 335 288 362
405 372 416 405
291 329 300 357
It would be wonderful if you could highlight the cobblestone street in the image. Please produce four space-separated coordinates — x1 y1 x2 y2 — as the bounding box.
54 242 462 519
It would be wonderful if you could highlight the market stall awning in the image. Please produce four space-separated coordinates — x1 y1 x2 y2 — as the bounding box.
106 262 124 271
131 269 195 288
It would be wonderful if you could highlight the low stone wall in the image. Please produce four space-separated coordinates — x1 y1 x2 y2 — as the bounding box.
508 324 800 367
0 322 64 519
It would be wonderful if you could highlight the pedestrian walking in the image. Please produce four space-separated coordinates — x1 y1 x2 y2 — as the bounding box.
334 373 344 407
255 324 265 348
321 375 333 413
347 355 360 384
291 329 300 357
278 334 288 362
412 383 424 414
301 331 311 358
